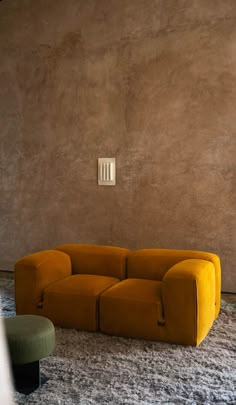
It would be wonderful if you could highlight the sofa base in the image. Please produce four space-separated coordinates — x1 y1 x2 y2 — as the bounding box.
43 274 120 331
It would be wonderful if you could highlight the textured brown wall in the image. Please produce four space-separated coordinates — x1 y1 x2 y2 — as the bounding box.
0 1 235 292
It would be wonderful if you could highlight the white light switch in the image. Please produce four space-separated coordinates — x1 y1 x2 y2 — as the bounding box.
98 158 116 186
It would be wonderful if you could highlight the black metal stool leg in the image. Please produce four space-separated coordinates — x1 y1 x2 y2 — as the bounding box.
12 360 40 394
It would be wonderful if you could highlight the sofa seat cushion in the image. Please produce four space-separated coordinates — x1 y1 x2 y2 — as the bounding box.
100 279 166 341
43 274 119 331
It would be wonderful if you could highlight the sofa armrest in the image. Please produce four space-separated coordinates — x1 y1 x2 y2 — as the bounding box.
162 259 216 346
15 250 71 314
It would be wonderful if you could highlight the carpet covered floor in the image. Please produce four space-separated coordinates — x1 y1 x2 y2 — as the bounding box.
0 279 235 405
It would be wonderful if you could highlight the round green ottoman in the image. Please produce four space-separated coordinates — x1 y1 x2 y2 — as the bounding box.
4 315 55 394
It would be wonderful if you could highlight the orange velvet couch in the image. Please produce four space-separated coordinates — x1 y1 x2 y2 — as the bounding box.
14 244 221 346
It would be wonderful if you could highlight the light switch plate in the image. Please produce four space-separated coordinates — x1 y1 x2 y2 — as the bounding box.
98 158 116 186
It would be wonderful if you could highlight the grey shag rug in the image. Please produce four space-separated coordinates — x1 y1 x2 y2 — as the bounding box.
0 278 235 405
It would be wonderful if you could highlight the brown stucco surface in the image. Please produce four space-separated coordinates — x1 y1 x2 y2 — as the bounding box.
0 1 235 291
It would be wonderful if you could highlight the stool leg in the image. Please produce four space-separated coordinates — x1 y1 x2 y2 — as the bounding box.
12 360 40 394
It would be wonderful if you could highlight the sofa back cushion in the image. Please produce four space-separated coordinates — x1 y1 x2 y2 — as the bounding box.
127 249 220 283
55 244 129 280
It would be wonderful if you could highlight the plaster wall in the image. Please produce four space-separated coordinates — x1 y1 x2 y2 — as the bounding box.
0 0 235 291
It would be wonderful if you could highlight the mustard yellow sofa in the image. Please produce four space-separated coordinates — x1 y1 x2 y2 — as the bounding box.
14 244 221 346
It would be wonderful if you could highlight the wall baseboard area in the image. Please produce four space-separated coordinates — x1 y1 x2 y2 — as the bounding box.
0 269 13 272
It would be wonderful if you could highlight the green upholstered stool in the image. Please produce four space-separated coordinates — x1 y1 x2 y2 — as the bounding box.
4 315 55 394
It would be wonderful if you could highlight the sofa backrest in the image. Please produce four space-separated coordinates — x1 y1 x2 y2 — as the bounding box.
55 244 129 280
127 248 221 282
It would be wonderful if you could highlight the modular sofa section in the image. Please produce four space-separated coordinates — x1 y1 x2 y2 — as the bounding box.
101 250 219 346
15 244 130 330
127 248 221 317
